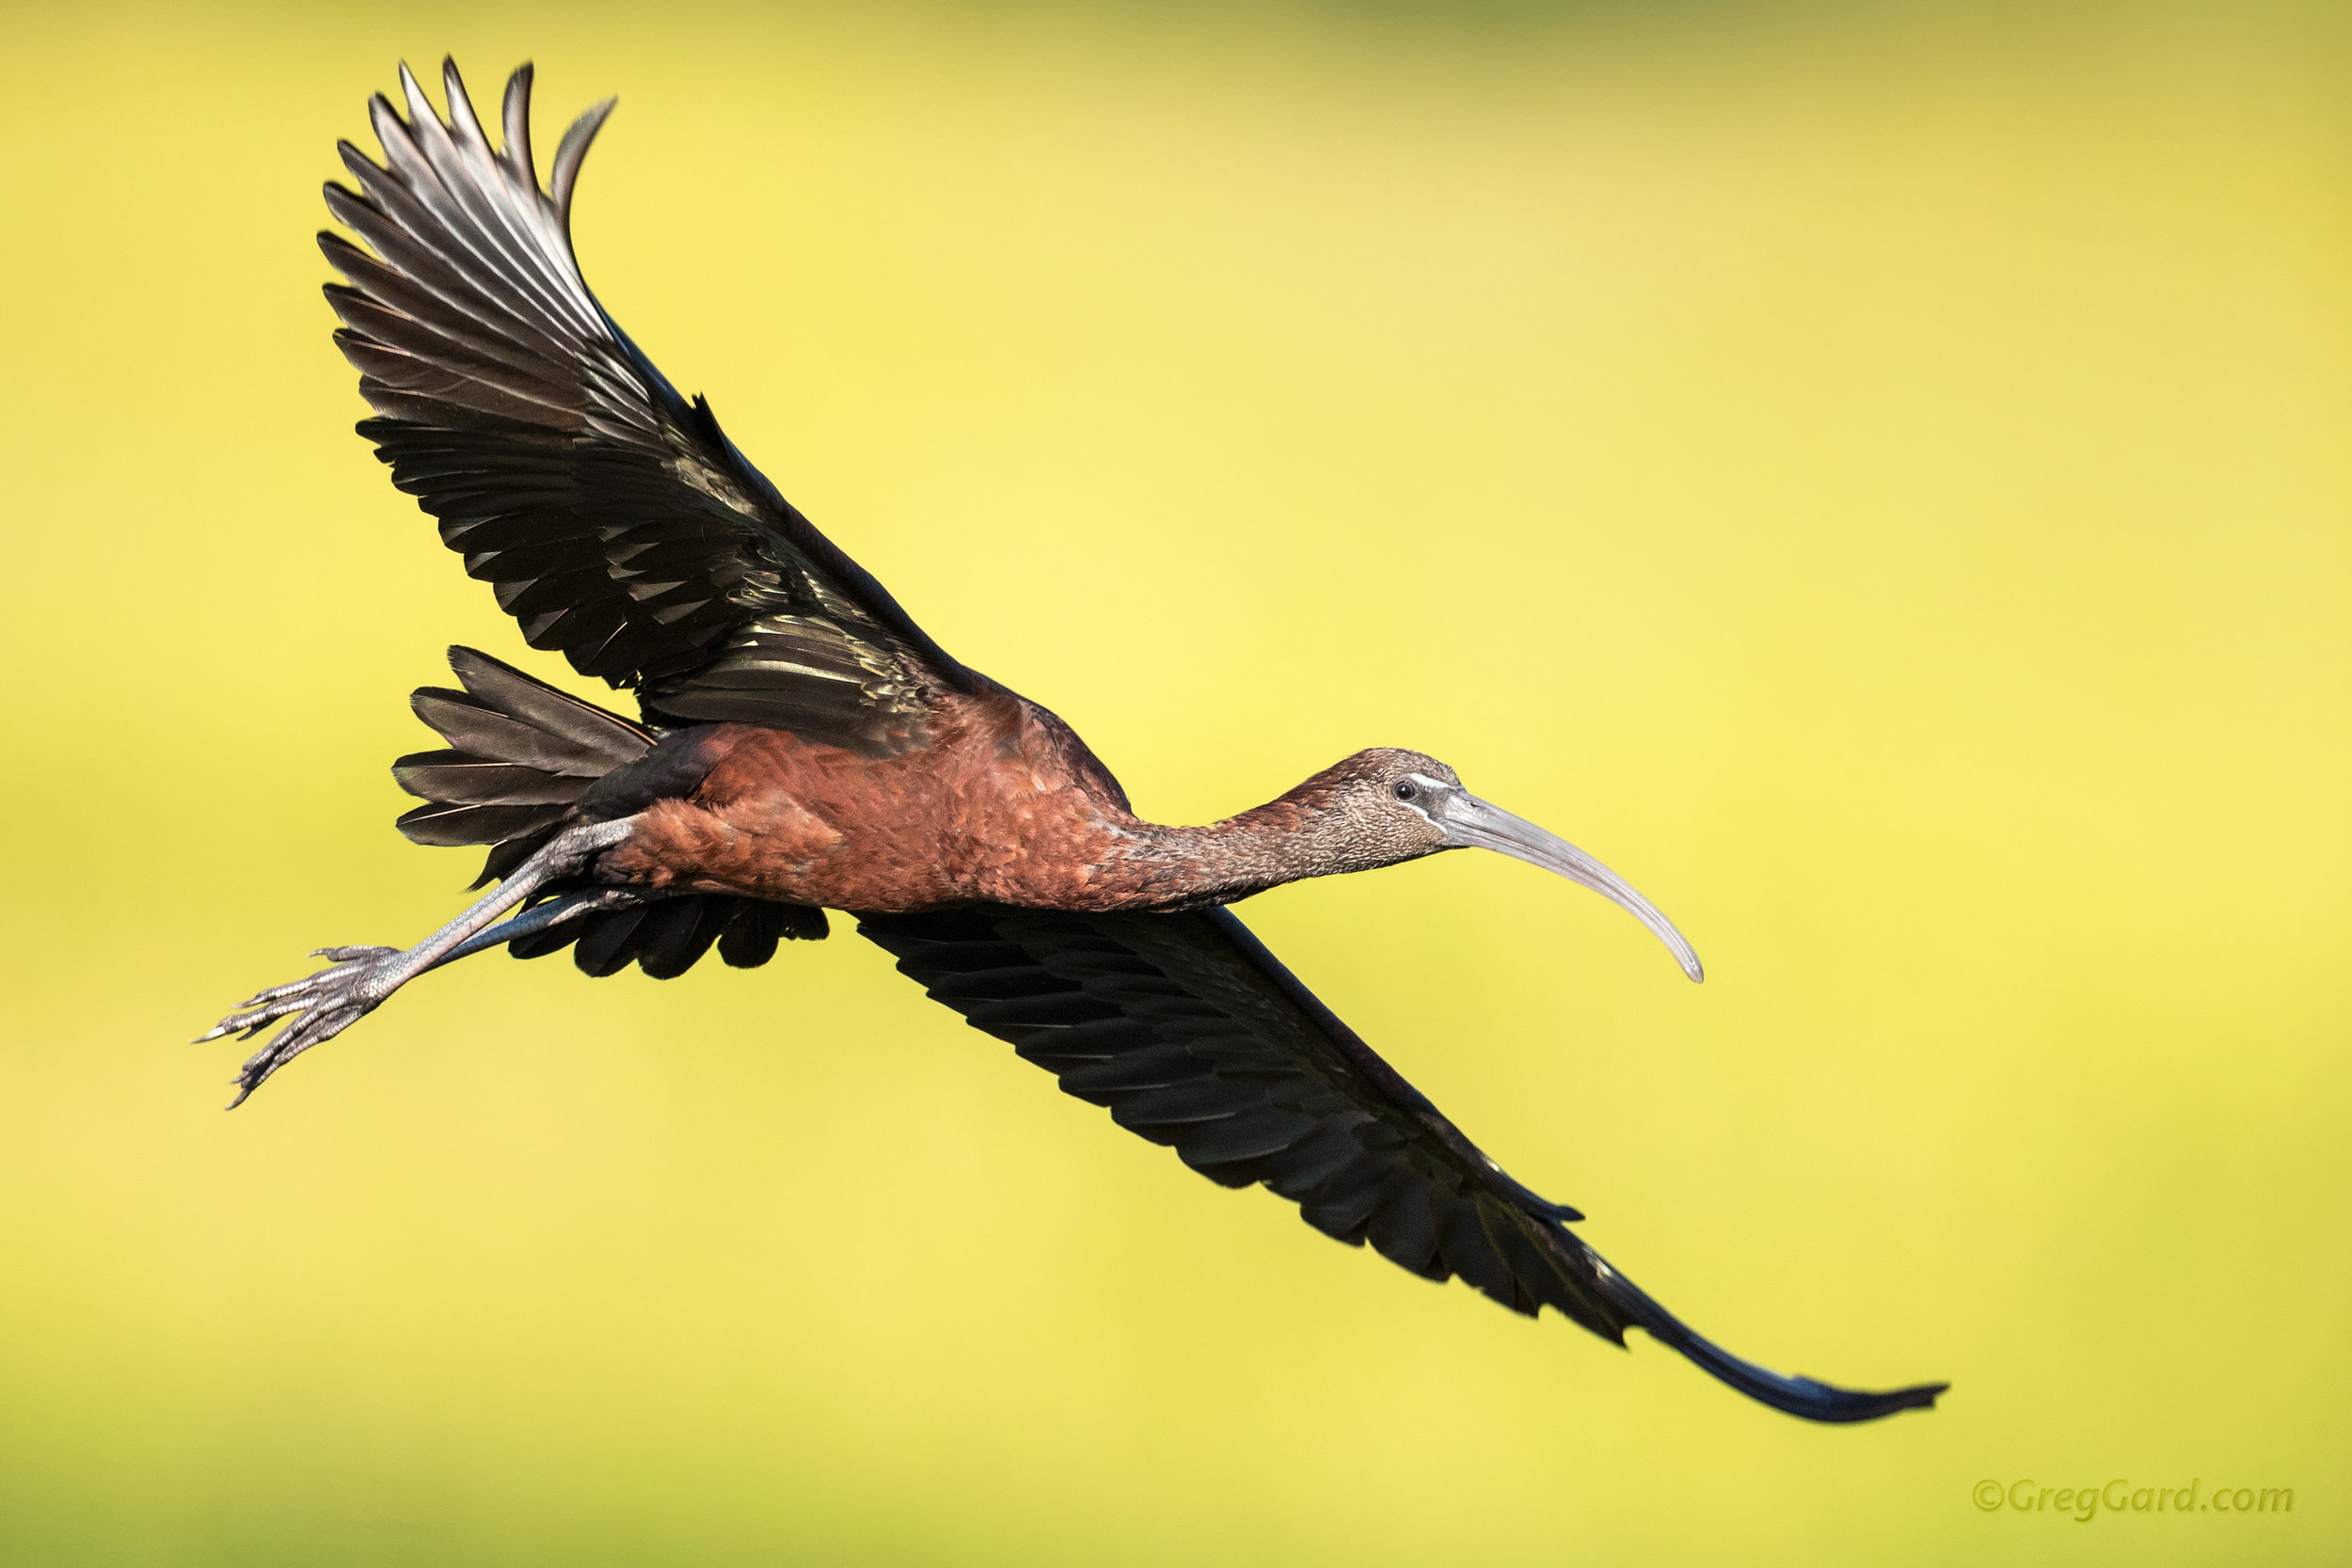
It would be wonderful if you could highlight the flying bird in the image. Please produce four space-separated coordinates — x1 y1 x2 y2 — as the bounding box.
202 60 1946 1424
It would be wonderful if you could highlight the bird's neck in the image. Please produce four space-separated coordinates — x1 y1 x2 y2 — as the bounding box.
1094 798 1380 912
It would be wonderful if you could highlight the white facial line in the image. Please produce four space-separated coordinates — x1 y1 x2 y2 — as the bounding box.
1398 772 1454 826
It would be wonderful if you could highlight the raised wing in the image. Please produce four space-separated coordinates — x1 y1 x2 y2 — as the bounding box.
323 59 970 752
860 904 1947 1423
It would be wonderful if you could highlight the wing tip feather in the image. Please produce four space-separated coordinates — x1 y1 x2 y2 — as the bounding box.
549 96 617 218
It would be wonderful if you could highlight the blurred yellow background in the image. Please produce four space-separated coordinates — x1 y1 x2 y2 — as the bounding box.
2 0 2346 1561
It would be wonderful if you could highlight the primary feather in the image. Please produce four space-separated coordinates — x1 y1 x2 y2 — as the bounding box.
323 59 966 754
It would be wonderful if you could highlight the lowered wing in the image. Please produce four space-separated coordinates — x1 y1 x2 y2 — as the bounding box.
860 903 1947 1424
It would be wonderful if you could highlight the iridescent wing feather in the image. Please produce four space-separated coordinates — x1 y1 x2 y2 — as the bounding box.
323 59 968 753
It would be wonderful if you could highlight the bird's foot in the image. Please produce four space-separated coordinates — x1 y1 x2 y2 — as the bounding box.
196 945 409 1107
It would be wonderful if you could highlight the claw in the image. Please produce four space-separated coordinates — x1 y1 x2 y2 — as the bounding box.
197 1002 293 1044
201 949 405 1105
223 1001 371 1107
197 818 643 1106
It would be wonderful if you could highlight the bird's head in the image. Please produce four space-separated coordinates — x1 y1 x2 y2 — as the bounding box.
1277 747 1704 982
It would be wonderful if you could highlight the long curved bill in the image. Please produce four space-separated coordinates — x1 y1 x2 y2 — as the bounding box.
1435 793 1705 982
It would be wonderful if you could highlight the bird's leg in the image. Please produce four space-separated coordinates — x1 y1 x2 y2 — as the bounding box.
198 816 639 1106
432 885 668 967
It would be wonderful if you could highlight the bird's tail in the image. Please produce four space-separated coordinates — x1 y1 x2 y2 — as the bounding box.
390 646 822 976
393 646 655 887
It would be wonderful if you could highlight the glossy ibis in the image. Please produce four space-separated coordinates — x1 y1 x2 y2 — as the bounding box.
201 60 1946 1424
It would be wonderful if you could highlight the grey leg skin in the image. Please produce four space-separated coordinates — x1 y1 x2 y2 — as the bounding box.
198 817 640 1106
433 886 669 967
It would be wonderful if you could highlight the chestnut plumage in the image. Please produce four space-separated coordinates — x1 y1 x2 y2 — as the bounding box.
199 59 1946 1425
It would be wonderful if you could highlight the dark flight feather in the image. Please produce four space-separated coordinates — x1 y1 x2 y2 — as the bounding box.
860 904 1947 1424
323 58 972 754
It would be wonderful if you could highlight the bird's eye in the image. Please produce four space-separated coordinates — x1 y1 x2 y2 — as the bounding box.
1393 783 1418 801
